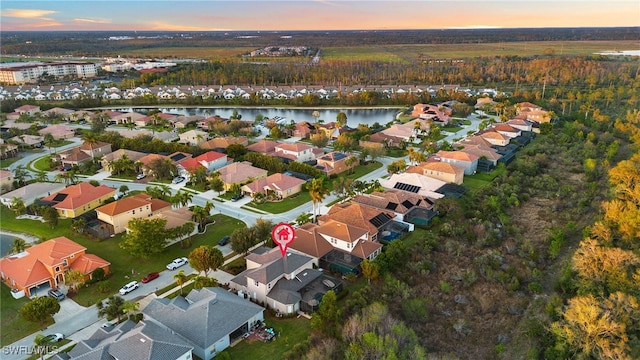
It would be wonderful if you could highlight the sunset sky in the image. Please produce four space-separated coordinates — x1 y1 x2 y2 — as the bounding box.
1 1 639 32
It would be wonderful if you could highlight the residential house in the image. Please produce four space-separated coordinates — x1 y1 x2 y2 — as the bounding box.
199 136 248 151
381 173 446 199
515 102 551 124
411 103 451 124
10 134 44 148
39 182 117 218
43 107 75 120
241 173 305 199
217 161 268 190
474 97 497 110
0 139 19 160
14 104 41 116
478 128 510 146
0 236 110 298
435 150 479 175
38 124 75 140
406 160 465 185
455 136 502 171
230 246 337 314
197 115 229 131
138 153 171 177
246 139 278 155
291 121 315 138
143 287 264 360
492 123 522 138
54 319 193 360
315 151 357 176
193 151 228 172
172 115 204 129
0 182 65 206
135 112 178 127
319 202 398 241
506 119 533 132
95 193 171 234
273 143 317 162
352 189 437 227
110 111 146 125
56 140 112 168
0 169 14 194
290 220 383 275
101 149 146 172
179 129 210 146
379 124 417 143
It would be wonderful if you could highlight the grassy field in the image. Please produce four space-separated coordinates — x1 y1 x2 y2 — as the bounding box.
324 40 640 60
32 155 52 171
224 313 312 359
249 191 311 214
0 156 20 168
115 47 255 59
0 284 55 346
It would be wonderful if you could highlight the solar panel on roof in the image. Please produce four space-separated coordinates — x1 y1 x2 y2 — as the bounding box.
385 202 398 210
171 153 187 161
369 213 393 228
402 200 414 209
393 182 420 193
333 152 347 160
52 193 67 202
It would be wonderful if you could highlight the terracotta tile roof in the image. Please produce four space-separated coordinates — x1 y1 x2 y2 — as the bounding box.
492 123 519 133
243 173 305 193
41 182 116 211
322 202 393 235
274 143 312 152
317 219 368 243
352 190 433 214
34 236 89 262
38 124 74 136
69 254 110 274
101 149 146 163
138 153 169 166
80 141 111 151
436 150 479 162
0 255 51 288
217 161 267 184
290 223 334 258
95 193 170 216
15 104 40 111
179 158 205 173
59 147 91 163
199 136 248 149
195 151 226 162
479 130 509 140
0 169 13 179
351 240 383 259
408 161 464 175
247 139 278 154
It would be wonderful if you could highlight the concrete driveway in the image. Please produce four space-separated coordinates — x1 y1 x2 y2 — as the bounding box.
53 298 87 323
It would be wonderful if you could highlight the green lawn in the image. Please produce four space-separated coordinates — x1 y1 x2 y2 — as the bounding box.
0 284 54 346
343 161 382 181
0 207 245 308
249 192 312 214
441 126 464 133
462 171 500 192
223 313 312 359
0 156 21 168
32 155 52 171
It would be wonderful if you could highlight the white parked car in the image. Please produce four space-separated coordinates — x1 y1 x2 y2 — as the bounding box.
119 281 139 295
136 173 146 180
166 257 188 270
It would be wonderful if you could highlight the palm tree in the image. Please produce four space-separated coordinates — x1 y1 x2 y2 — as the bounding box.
33 333 55 360
10 238 27 254
174 270 188 296
43 133 55 154
308 178 329 222
81 132 99 160
34 171 49 183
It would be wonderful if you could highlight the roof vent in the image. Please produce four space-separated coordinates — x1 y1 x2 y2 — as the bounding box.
140 338 146 343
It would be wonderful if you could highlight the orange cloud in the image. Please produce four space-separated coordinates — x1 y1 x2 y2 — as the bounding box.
147 21 219 31
3 9 58 20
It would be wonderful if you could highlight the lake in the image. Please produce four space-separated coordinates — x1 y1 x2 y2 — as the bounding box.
115 107 403 128
1 233 15 257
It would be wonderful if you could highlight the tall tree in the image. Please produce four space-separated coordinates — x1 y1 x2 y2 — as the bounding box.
81 132 100 160
311 290 341 338
230 226 257 255
20 296 60 323
97 295 126 322
119 218 169 258
188 245 224 277
10 238 27 254
360 259 379 284
65 269 85 294
10 197 26 215
308 178 329 222
174 270 188 296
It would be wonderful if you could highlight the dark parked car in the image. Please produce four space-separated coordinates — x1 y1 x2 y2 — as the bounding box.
141 272 160 283
47 289 65 301
218 235 231 246
231 193 244 202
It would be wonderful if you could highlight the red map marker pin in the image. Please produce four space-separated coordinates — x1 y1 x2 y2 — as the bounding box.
272 223 296 257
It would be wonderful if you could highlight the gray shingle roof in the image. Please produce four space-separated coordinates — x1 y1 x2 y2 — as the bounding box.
142 287 264 349
63 320 192 360
267 268 323 305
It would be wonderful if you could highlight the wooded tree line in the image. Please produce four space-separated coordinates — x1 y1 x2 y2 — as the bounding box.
2 28 637 56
